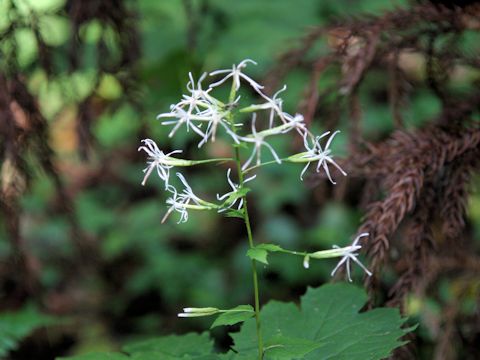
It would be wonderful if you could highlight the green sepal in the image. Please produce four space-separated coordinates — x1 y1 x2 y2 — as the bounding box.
233 142 249 150
219 187 250 216
286 152 311 163
224 208 245 219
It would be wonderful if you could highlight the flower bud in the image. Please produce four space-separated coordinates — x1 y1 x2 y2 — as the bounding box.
177 307 220 317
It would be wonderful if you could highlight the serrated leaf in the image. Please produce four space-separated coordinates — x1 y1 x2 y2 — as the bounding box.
246 248 269 264
231 283 412 360
211 305 254 329
263 336 323 359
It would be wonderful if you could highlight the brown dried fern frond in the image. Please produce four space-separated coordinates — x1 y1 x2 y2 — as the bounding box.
273 2 480 356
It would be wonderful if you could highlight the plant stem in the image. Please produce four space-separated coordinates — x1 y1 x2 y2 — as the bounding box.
228 82 263 359
234 147 263 360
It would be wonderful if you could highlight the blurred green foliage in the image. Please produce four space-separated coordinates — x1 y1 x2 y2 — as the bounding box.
0 305 57 357
0 0 479 359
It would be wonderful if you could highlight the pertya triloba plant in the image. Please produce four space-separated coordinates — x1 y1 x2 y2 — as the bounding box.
138 59 372 359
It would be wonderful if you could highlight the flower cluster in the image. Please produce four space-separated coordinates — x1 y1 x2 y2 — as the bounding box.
139 59 370 282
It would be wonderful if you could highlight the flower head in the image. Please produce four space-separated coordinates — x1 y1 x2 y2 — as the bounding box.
177 72 214 110
283 113 307 136
209 59 264 92
162 173 210 224
299 130 347 183
138 139 182 188
330 233 372 282
157 104 209 138
240 114 282 170
243 85 288 128
186 72 211 100
197 106 241 148
157 72 221 139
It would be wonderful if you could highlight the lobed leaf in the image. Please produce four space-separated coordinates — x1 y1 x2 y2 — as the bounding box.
231 283 412 359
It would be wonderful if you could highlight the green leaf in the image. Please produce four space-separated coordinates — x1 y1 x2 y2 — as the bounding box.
263 336 324 359
57 353 129 360
246 244 284 265
211 305 254 329
231 283 412 360
224 209 245 219
0 305 56 357
59 333 219 360
123 332 214 357
246 248 269 264
23 0 65 13
97 74 123 100
256 244 283 252
79 20 103 44
14 28 38 67
222 187 250 206
38 15 70 46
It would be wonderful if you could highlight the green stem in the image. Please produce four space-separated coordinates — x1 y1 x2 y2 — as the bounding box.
228 81 263 359
242 158 290 174
234 146 263 360
188 157 234 165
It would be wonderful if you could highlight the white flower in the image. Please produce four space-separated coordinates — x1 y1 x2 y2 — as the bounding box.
157 72 220 139
245 85 288 127
283 113 307 136
175 73 215 112
162 173 209 224
330 233 372 282
157 104 210 139
217 168 256 212
197 107 241 148
299 130 347 183
209 59 264 92
240 114 282 171
186 72 212 100
138 139 182 188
